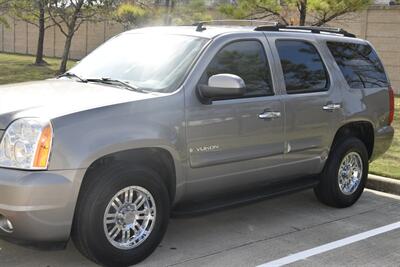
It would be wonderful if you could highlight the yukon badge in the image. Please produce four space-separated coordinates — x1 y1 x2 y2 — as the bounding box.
190 145 220 153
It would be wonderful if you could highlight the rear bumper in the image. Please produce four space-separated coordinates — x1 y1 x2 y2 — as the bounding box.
0 168 85 243
371 125 394 161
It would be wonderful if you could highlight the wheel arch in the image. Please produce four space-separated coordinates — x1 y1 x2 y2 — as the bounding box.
331 121 375 159
81 147 178 204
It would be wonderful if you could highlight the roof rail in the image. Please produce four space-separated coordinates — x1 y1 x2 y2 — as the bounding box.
254 24 356 38
192 20 278 32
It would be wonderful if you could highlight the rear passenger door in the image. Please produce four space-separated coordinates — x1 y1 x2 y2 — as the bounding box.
268 36 343 176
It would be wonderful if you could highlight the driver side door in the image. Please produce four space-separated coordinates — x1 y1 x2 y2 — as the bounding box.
184 34 286 198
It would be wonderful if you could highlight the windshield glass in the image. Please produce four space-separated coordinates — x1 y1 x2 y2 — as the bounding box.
68 33 208 92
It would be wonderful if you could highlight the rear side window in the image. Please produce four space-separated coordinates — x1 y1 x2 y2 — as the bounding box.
327 42 388 89
276 40 329 94
203 40 273 98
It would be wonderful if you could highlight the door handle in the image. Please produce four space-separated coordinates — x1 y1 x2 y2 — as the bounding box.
258 111 281 120
323 103 342 111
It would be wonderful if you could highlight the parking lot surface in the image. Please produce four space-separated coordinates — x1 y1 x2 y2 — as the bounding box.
1 189 400 267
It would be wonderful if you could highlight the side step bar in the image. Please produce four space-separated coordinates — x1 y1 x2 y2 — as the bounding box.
172 177 319 217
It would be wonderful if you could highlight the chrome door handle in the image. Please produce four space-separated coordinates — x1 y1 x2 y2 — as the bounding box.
323 103 342 111
258 111 281 120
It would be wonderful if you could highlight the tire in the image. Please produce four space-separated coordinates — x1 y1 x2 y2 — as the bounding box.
72 162 170 267
314 137 369 208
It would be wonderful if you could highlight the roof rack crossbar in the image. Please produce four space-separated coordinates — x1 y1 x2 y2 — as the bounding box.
254 24 356 38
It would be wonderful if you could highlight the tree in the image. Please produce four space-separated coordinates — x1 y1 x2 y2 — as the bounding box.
0 0 11 26
310 0 370 26
48 0 114 74
169 0 213 25
114 2 149 29
219 0 370 26
10 0 53 65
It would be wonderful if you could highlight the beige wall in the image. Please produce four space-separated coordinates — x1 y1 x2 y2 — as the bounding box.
332 5 400 94
0 18 125 60
0 5 399 93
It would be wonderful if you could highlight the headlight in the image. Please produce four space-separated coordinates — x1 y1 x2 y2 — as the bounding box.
0 118 53 170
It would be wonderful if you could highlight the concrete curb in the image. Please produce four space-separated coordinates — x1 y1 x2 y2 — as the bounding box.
367 174 400 196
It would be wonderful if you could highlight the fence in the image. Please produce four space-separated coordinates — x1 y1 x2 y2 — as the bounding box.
0 5 399 93
0 19 125 60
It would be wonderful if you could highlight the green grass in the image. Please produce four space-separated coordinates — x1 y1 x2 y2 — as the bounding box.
0 53 398 178
0 53 75 85
370 97 400 179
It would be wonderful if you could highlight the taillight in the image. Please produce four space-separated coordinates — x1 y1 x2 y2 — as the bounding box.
389 86 395 125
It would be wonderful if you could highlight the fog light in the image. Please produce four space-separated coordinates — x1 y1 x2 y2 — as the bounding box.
0 214 13 233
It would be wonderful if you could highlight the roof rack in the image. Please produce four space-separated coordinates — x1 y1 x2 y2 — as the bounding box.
254 24 356 38
193 20 278 32
191 20 356 38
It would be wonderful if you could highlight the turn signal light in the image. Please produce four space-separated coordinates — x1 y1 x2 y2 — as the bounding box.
33 124 53 168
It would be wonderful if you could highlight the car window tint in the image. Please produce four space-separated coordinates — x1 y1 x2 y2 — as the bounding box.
327 42 388 89
276 40 329 94
204 40 273 98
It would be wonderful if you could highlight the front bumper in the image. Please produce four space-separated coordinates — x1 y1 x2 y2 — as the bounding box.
371 125 395 161
0 168 86 243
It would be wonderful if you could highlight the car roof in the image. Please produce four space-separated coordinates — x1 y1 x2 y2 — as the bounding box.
123 25 367 44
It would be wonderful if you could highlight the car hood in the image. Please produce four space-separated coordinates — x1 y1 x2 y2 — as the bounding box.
0 79 158 129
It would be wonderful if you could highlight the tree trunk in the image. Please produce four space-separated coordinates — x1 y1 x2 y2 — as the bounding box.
35 2 46 65
58 14 78 74
59 32 73 74
164 0 172 25
299 0 307 26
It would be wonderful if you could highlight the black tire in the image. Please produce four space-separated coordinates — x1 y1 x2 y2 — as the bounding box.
314 137 369 208
72 162 170 267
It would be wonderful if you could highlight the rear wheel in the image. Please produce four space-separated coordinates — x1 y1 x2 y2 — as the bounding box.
314 137 369 208
72 163 170 267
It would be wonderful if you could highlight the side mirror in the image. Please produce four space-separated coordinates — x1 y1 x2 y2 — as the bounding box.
197 74 246 104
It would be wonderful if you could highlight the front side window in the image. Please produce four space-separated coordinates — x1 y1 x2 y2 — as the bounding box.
69 33 208 93
327 42 388 89
202 40 273 98
276 40 329 94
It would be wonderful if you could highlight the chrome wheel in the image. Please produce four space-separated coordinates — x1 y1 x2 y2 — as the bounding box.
338 152 363 195
103 186 156 250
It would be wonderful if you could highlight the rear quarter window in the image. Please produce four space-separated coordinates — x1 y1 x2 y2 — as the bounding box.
276 40 329 94
327 42 388 89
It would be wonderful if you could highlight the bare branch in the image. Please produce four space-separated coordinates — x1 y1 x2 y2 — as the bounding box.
48 9 68 36
312 8 351 26
255 4 289 25
44 21 57 29
25 20 39 28
73 18 85 33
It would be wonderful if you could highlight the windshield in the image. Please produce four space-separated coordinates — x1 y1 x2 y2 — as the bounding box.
68 33 208 92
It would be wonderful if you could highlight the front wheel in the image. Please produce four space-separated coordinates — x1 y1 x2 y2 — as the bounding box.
314 137 369 208
72 163 170 267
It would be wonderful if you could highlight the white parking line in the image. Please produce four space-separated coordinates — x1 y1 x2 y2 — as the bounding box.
257 221 400 267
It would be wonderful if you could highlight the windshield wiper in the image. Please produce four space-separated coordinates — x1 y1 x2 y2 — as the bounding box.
58 72 87 82
86 78 148 93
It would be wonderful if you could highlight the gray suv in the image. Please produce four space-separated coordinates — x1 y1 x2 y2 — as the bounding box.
0 23 395 266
